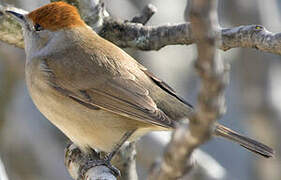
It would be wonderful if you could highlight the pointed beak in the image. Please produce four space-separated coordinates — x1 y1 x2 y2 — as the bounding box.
5 10 26 24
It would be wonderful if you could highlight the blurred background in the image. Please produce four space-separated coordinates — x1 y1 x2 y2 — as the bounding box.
0 0 280 179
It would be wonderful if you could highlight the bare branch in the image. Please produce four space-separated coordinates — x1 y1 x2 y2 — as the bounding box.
64 144 117 180
100 18 193 50
221 25 281 54
1 2 281 56
148 0 228 179
65 143 138 180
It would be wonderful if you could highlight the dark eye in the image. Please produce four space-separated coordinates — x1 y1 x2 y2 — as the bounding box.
34 23 44 31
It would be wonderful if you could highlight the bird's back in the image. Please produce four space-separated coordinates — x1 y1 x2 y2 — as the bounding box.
46 26 193 127
81 27 193 124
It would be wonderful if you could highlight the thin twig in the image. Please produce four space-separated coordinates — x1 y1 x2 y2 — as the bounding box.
221 25 281 54
130 4 157 25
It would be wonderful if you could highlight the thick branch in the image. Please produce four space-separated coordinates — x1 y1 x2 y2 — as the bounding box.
1 3 281 55
65 144 117 180
100 18 192 50
65 143 137 180
148 0 228 179
0 0 281 55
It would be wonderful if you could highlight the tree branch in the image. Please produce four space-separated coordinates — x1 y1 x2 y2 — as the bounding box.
65 144 117 180
0 2 269 54
51 0 109 32
221 25 281 54
64 142 138 180
99 19 193 51
1 2 281 55
0 157 8 180
148 0 228 179
0 5 26 48
130 4 157 25
138 133 226 179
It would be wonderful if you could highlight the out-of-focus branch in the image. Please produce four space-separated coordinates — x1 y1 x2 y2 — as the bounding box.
137 132 226 179
0 157 8 180
0 5 25 48
148 0 228 179
1 2 281 55
51 0 109 32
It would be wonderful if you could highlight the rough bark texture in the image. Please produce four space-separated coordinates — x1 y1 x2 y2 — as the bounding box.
65 144 117 180
148 0 228 179
221 25 281 55
1 2 281 54
64 143 138 180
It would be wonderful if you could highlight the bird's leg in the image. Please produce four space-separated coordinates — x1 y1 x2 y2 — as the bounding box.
105 129 136 162
83 129 137 177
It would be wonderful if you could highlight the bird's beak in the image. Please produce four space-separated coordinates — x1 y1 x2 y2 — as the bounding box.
5 10 26 24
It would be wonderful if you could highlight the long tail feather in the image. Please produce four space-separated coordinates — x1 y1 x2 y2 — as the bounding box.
214 124 274 158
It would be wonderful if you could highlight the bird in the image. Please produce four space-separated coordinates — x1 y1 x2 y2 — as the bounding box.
5 1 273 169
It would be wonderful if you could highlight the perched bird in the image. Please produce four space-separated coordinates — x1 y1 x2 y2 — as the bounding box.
6 1 273 166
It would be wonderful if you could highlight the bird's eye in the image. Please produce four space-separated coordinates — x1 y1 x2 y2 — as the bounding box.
34 23 44 31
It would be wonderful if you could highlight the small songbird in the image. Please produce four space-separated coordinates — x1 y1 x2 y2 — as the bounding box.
6 1 273 166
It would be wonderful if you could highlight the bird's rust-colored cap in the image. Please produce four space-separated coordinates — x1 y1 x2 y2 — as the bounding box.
28 2 85 31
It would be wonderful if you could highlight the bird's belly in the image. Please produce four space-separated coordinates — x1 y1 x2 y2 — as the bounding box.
27 81 154 152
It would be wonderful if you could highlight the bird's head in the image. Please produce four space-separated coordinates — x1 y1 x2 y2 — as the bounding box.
6 2 87 56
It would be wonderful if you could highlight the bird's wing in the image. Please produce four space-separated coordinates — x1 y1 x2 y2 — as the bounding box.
139 65 193 108
38 55 175 128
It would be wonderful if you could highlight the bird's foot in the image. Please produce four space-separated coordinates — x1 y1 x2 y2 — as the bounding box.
84 157 121 177
76 149 121 179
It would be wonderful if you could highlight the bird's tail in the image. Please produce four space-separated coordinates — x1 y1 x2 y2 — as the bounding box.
214 124 274 158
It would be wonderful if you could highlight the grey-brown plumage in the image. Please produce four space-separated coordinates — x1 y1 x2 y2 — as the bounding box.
7 2 274 158
214 124 274 158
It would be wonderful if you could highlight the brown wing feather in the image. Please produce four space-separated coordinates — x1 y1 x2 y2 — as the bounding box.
40 58 174 128
140 66 193 108
36 30 184 129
